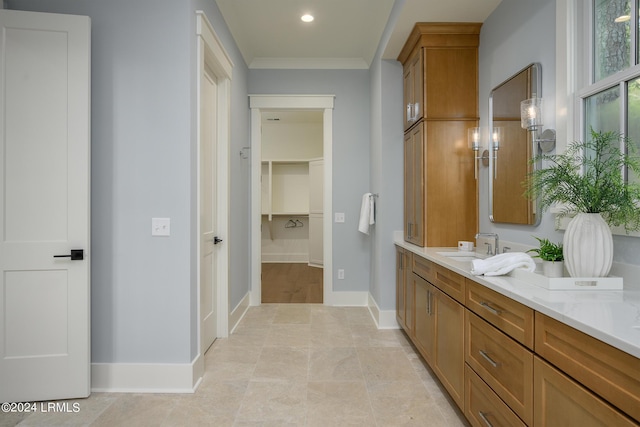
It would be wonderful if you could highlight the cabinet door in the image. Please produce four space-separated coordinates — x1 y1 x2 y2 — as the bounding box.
534 357 637 427
396 247 407 329
396 247 413 335
403 48 423 130
433 288 465 409
404 123 425 246
414 275 435 365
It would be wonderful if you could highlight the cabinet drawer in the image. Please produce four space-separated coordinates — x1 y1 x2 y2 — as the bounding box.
433 263 465 303
466 311 533 425
412 254 435 282
465 364 526 427
534 356 637 427
465 279 534 349
535 313 640 423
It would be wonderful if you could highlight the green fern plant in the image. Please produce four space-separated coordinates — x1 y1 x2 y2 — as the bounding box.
527 237 563 262
524 129 640 233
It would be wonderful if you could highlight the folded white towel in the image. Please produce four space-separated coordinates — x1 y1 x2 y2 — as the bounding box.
471 252 536 276
358 193 375 235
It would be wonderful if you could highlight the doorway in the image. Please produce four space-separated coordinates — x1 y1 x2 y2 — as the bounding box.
249 95 335 306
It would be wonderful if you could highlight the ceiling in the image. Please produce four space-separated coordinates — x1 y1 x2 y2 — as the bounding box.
215 0 502 69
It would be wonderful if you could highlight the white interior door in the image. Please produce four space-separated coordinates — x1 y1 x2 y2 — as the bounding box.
200 66 218 353
0 10 91 402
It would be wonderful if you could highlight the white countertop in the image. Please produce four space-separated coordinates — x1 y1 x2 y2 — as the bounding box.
394 237 640 359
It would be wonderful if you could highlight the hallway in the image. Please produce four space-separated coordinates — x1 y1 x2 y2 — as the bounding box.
4 305 467 426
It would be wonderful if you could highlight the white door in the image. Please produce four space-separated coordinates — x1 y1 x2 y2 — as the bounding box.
200 66 218 352
0 10 91 402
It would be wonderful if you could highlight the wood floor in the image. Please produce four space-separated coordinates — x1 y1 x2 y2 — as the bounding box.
261 263 323 303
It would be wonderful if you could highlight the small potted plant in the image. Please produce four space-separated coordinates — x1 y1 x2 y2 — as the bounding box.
527 237 564 278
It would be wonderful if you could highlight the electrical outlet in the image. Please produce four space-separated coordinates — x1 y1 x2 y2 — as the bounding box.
152 218 171 236
335 212 345 223
338 269 345 280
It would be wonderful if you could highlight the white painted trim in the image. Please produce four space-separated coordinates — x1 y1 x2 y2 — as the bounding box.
556 0 578 154
249 57 368 70
91 356 203 394
196 11 233 350
329 291 368 307
367 293 401 329
229 292 251 334
261 254 308 263
249 95 335 306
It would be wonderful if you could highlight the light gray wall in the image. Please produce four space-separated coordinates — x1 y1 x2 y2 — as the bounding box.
479 0 561 248
9 0 251 364
368 0 405 311
248 70 372 293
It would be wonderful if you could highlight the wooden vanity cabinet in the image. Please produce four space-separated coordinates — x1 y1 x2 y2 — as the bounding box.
535 313 640 423
399 23 480 248
395 247 413 336
534 357 637 427
407 253 465 410
397 249 640 425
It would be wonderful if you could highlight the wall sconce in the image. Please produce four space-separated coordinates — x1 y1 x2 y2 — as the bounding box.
468 127 489 179
520 97 556 152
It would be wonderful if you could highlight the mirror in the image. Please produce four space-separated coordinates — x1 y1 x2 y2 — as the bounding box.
489 63 541 225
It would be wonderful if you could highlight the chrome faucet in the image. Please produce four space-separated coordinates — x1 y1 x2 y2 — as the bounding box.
476 233 499 256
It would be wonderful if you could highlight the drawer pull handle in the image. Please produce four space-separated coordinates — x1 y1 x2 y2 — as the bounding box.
479 350 500 368
478 411 494 427
480 302 501 315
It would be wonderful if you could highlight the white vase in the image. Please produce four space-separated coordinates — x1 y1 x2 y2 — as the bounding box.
542 260 564 278
563 213 613 277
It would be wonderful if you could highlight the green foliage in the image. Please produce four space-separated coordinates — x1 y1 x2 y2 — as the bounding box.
527 237 564 262
524 129 640 233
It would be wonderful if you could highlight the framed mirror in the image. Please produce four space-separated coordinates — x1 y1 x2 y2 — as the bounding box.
489 63 541 225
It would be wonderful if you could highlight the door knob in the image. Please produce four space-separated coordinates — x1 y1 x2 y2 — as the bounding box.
214 237 223 245
54 249 84 260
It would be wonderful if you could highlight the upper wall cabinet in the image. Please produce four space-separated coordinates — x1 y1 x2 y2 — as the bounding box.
400 23 482 132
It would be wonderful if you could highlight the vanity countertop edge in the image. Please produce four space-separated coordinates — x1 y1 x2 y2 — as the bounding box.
394 236 640 359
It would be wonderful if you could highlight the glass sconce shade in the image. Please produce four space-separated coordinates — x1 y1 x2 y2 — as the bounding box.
492 127 502 151
468 127 481 151
521 98 543 130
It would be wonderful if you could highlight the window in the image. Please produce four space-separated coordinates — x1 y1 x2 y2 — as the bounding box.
578 0 640 183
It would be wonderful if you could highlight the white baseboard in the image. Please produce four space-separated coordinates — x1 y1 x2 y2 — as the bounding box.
229 291 251 333
91 353 203 393
327 291 368 306
367 293 400 329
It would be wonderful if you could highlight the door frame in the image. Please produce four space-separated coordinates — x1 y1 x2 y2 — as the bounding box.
196 11 232 349
249 95 334 305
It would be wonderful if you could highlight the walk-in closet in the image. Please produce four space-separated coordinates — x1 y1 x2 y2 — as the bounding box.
261 111 323 303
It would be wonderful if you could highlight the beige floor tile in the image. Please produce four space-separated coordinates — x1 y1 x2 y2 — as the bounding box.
310 306 349 326
264 324 311 347
89 394 175 427
4 394 118 427
305 381 375 426
357 347 422 384
252 347 309 381
235 381 307 425
344 307 374 325
308 348 363 382
160 393 243 427
272 304 312 324
368 381 447 426
310 323 354 348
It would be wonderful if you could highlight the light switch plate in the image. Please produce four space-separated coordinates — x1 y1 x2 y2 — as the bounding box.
152 218 170 236
335 212 345 223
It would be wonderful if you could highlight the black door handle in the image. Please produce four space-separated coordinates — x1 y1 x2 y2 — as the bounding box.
54 249 84 260
214 237 223 245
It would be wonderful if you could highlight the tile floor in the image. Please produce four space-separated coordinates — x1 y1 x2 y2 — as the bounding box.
2 304 467 426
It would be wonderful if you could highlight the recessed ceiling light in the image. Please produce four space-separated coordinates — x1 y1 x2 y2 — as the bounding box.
615 15 630 23
301 14 314 23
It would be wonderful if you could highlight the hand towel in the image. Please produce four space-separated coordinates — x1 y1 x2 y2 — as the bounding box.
358 193 375 235
471 252 536 276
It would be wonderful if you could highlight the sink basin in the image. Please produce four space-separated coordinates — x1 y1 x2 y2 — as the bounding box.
436 251 482 262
